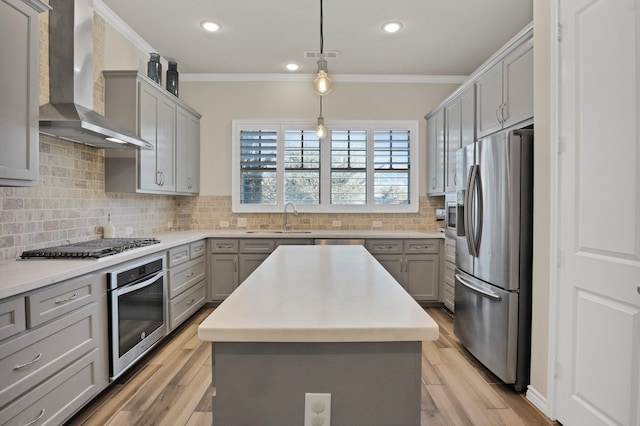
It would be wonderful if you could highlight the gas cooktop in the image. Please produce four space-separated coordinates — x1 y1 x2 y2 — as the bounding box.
20 238 161 259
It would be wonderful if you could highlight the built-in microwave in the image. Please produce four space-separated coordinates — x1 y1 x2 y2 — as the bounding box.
445 195 457 237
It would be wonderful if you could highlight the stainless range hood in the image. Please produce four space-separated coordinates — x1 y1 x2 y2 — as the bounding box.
39 0 152 150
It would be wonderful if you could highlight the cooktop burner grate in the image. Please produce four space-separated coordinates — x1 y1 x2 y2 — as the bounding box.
20 238 161 259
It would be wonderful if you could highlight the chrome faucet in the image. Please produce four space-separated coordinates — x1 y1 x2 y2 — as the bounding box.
283 202 298 232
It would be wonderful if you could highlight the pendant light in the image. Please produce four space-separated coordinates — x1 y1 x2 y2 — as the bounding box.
314 0 332 95
315 96 327 140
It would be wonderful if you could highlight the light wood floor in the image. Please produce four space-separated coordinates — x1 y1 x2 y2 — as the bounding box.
66 306 556 426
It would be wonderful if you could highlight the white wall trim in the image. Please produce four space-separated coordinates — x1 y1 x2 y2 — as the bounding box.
526 386 552 419
181 73 468 84
546 0 560 420
94 0 157 59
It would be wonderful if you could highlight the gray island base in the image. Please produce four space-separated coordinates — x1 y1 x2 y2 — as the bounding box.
199 245 439 425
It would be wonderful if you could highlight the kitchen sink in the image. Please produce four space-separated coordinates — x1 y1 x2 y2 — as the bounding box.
244 230 312 234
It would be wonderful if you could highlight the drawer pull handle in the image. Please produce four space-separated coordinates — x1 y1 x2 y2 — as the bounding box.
185 272 194 278
187 298 196 306
55 292 77 304
174 254 187 260
413 245 430 249
219 244 233 249
14 353 43 370
24 408 45 426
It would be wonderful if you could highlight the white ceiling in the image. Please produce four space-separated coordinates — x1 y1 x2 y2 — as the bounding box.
101 0 533 77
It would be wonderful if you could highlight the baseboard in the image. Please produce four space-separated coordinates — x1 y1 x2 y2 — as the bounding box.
526 385 553 420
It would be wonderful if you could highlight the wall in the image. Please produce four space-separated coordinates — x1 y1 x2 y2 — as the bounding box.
530 0 552 402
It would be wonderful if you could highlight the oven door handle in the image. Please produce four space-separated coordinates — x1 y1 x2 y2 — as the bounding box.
116 271 164 296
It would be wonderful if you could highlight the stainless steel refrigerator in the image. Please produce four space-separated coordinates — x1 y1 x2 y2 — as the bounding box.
454 128 533 392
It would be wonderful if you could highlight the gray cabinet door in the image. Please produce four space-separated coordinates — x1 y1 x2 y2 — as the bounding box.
373 254 405 289
209 254 239 301
238 254 270 284
176 107 201 194
426 109 445 195
445 99 461 194
502 39 533 129
0 0 47 186
476 61 504 139
138 82 161 191
157 97 176 192
405 254 439 301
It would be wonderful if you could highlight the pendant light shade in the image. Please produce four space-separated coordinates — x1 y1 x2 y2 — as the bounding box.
315 117 327 139
314 60 332 95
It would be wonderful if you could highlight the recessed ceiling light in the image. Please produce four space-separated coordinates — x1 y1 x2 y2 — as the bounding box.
382 21 403 33
284 62 300 71
201 21 221 32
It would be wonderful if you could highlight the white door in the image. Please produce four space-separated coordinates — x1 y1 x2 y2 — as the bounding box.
555 0 640 425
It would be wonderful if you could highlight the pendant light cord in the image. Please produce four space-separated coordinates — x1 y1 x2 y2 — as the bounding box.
319 96 323 117
319 0 324 54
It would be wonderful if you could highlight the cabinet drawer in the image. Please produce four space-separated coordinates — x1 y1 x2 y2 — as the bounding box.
0 348 101 426
404 239 439 254
168 244 190 267
0 303 99 407
26 273 101 328
190 240 206 259
239 239 275 254
0 297 26 342
444 284 455 312
444 261 456 287
168 258 205 298
365 240 403 254
168 281 205 330
445 238 456 264
210 239 239 253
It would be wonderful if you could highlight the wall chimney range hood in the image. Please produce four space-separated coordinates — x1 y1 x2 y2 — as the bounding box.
39 0 152 150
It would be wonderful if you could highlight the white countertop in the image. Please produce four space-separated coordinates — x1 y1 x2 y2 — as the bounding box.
198 245 439 343
0 229 443 300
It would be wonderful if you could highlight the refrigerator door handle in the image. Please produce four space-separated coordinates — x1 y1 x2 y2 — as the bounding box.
474 165 483 255
467 165 480 257
464 165 476 256
456 273 502 301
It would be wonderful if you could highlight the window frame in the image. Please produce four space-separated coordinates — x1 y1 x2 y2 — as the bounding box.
232 120 419 213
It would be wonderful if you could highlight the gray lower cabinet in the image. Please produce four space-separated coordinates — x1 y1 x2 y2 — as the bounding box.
367 239 442 303
0 0 49 186
443 236 456 312
208 238 314 302
167 240 206 331
0 273 108 425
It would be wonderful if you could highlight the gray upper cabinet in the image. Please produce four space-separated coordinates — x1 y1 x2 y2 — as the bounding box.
0 0 49 186
176 106 201 194
426 23 532 197
103 71 201 195
476 36 533 138
426 108 445 196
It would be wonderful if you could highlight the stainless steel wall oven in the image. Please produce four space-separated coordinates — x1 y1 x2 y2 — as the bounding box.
108 254 166 380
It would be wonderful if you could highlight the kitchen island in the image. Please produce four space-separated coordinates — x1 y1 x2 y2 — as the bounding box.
198 245 439 426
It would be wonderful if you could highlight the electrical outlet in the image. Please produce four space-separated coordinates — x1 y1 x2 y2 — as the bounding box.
125 226 133 236
332 220 342 227
304 393 331 426
219 220 230 228
372 221 382 228
237 217 247 228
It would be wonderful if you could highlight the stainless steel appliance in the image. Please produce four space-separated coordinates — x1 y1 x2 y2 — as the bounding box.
445 195 457 238
20 238 160 259
108 255 166 380
454 128 533 391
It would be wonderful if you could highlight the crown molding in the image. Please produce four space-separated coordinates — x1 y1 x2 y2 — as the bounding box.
181 73 468 84
94 0 157 58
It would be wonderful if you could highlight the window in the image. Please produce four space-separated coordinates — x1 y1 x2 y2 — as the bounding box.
232 120 418 213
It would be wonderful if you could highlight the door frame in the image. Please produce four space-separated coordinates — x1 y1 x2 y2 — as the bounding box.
545 0 560 420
